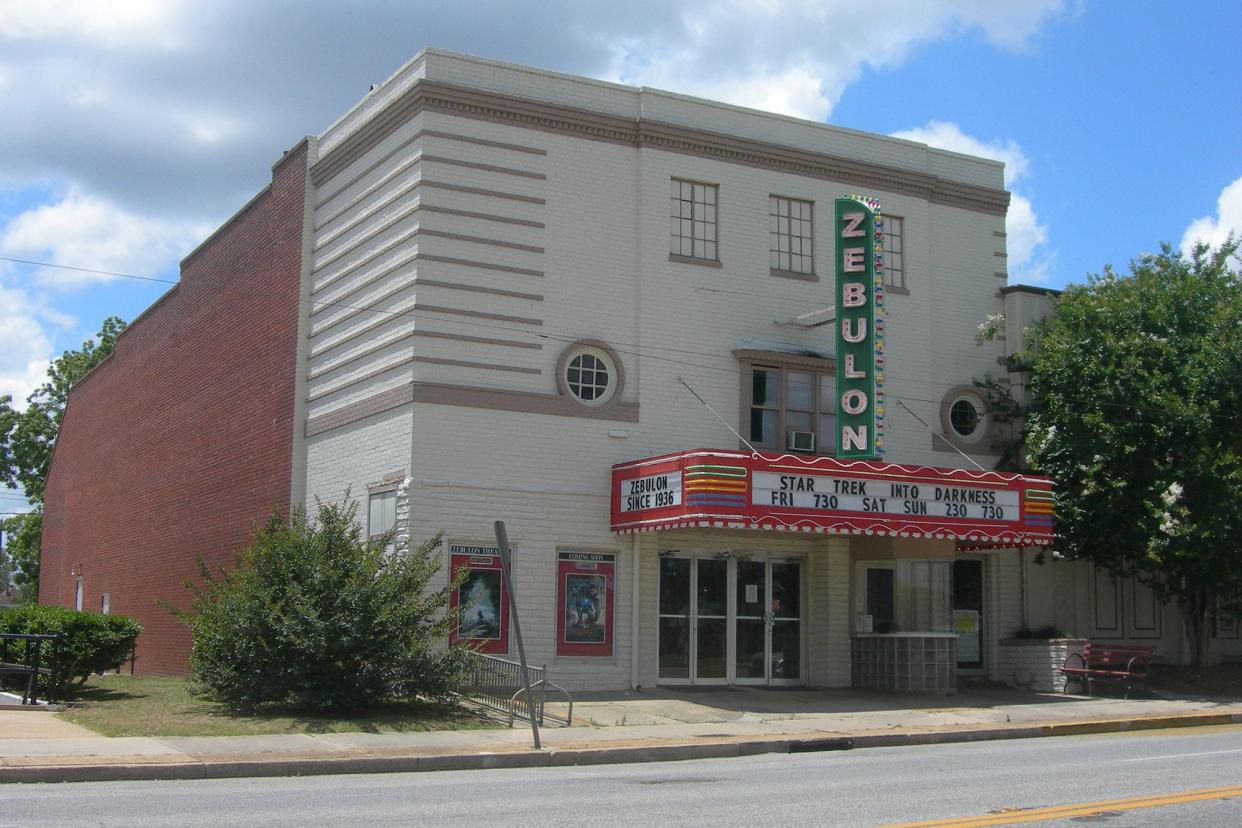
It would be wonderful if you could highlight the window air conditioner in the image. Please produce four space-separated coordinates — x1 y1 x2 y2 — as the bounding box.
787 430 815 452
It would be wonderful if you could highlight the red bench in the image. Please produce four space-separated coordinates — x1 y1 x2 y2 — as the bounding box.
1061 642 1154 698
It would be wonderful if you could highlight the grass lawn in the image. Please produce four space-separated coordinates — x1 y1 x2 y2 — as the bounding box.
57 674 501 738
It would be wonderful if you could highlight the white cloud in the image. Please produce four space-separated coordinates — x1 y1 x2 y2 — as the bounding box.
606 0 1069 120
890 120 1029 187
0 190 209 287
1006 194 1050 282
0 0 176 42
0 283 54 407
891 120 1050 282
1181 175 1242 258
0 1 1072 225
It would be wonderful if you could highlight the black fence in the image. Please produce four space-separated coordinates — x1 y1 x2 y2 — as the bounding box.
0 633 60 705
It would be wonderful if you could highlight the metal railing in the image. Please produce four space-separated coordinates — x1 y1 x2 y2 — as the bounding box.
0 632 60 705
459 651 573 727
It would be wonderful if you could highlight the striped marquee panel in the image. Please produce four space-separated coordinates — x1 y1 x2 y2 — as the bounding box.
612 449 1054 547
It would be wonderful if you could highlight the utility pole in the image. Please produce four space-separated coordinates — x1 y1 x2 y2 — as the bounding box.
493 520 540 750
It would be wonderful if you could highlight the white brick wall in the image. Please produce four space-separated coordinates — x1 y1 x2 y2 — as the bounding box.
305 405 411 517
999 639 1086 693
987 551 1024 681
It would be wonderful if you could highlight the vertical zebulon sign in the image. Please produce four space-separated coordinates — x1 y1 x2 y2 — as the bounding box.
834 196 884 459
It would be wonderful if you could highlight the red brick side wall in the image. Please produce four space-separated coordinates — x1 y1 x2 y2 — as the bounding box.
39 143 308 674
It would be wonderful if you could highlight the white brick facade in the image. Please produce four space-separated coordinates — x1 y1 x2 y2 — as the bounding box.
297 49 1028 691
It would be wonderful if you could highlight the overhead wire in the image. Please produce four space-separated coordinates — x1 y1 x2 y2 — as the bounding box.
2 254 1168 418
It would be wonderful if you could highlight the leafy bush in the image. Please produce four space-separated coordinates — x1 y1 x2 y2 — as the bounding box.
0 604 142 697
177 501 467 714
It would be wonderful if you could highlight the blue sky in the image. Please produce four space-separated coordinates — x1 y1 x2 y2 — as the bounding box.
0 0 1238 428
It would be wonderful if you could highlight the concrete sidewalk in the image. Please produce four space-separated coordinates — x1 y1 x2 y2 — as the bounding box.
2 685 1240 783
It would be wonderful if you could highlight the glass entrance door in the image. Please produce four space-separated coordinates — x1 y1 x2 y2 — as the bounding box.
952 558 984 670
733 559 802 685
769 561 802 684
659 554 803 685
695 558 728 682
657 557 691 681
657 556 728 684
734 560 768 683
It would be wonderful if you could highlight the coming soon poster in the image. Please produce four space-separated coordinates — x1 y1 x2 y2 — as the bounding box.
449 545 509 654
557 552 615 657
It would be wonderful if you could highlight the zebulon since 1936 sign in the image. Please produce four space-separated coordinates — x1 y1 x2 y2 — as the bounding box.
834 195 884 460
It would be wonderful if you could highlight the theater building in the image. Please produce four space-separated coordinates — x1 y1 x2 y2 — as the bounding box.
296 50 1057 692
42 49 1077 687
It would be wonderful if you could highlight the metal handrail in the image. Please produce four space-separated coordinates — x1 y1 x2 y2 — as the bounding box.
512 678 574 727
0 632 60 705
458 651 573 727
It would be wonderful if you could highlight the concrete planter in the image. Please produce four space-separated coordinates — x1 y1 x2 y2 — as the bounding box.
999 638 1087 693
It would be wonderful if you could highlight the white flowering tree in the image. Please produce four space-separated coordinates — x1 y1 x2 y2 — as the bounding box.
1025 240 1241 666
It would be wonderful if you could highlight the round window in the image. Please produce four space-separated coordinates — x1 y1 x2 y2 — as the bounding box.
950 398 981 438
567 353 610 402
559 343 620 407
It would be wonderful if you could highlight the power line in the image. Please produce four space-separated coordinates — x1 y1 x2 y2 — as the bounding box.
3 255 1197 418
0 256 178 286
2 253 1016 392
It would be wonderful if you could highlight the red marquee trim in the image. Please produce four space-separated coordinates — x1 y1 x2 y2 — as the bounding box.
611 449 1053 547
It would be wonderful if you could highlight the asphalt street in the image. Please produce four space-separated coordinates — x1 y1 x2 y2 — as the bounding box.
3 725 1241 827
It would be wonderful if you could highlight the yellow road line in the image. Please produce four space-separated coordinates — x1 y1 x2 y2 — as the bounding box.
881 784 1242 827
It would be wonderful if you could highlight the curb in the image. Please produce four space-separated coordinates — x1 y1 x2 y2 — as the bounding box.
3 711 1239 784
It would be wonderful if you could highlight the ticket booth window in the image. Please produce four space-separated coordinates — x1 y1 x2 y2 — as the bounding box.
856 561 951 633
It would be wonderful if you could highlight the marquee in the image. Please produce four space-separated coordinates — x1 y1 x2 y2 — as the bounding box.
611 449 1054 546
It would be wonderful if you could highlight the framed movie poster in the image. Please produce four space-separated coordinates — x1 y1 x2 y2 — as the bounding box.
449 544 509 654
556 551 615 657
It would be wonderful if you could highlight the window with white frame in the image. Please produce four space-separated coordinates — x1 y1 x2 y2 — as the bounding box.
883 215 905 289
938 386 989 449
557 340 622 408
769 196 813 274
368 490 397 554
747 364 836 454
670 179 718 261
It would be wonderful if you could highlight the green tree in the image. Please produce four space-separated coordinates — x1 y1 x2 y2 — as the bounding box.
1 511 42 602
0 316 126 600
178 500 468 713
0 316 127 504
1025 241 1242 666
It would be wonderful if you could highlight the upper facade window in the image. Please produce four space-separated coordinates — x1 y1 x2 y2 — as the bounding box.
670 179 718 261
883 215 905 289
769 196 813 275
748 365 836 454
936 385 991 454
368 489 397 554
567 352 610 403
557 340 622 408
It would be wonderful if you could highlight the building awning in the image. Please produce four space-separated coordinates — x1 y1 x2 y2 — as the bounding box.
611 449 1053 547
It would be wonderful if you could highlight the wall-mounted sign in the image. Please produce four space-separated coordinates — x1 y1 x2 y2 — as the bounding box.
618 471 682 513
611 449 1054 547
449 544 508 654
556 552 615 657
834 195 884 459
